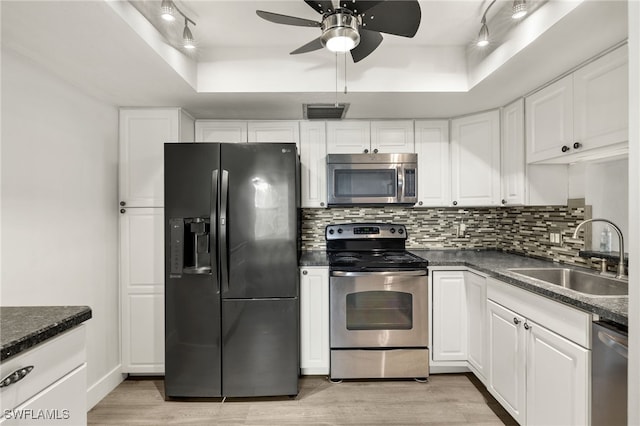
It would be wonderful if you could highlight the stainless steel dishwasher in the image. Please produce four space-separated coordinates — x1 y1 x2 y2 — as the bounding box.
592 320 628 426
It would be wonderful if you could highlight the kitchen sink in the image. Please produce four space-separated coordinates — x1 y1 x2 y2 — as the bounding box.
507 268 628 296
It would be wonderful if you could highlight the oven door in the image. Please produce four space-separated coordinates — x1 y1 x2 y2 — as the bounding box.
330 270 428 348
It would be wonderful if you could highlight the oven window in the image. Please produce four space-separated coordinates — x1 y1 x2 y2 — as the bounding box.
346 291 412 330
334 169 397 198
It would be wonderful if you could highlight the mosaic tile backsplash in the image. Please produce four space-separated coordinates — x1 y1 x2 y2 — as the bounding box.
301 203 605 270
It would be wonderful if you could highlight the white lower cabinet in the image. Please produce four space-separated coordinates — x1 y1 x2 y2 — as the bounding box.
465 271 487 382
120 207 165 374
487 278 591 425
0 326 87 425
299 267 330 375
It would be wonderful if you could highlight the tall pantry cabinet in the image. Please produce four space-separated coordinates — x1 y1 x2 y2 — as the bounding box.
119 108 194 373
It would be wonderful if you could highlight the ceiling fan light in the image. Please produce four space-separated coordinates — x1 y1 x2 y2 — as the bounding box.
477 22 490 47
160 0 176 21
512 0 528 19
321 11 360 53
183 22 195 49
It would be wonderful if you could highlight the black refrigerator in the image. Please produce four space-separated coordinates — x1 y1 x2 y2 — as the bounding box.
164 142 300 398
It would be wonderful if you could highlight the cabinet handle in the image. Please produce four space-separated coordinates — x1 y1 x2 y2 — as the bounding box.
418 201 423 206
573 142 582 149
0 366 34 388
452 201 458 206
561 145 570 153
120 201 126 206
524 323 531 330
302 270 308 275
120 209 126 214
501 199 507 205
373 149 379 154
513 317 521 325
364 149 369 154
320 202 325 207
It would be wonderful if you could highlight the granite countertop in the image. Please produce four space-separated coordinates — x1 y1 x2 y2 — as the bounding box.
299 249 628 326
1 306 92 361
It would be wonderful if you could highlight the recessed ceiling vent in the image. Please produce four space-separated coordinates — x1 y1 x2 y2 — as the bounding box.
303 103 350 120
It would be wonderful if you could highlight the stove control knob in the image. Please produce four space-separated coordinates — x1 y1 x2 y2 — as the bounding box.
398 228 404 235
337 228 343 234
390 228 396 234
328 229 335 235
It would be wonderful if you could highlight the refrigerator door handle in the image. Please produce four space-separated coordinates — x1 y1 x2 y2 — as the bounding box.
210 169 219 289
220 170 229 293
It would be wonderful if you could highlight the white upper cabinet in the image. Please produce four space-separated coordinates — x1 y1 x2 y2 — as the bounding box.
327 121 371 153
300 121 327 208
327 120 414 154
525 75 574 163
451 110 501 206
526 45 628 163
414 120 450 207
370 120 415 153
119 108 194 208
501 99 526 206
248 120 300 151
195 120 248 143
573 45 628 153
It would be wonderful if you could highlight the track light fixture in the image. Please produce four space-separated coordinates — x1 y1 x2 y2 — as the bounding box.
160 0 197 50
511 0 528 19
476 0 496 47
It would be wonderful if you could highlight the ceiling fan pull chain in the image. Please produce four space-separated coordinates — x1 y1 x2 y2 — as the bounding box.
344 52 348 94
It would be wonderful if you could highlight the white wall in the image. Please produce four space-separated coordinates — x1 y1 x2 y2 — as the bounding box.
0 49 121 407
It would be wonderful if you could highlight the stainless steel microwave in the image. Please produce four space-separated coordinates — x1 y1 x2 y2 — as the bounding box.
327 153 418 206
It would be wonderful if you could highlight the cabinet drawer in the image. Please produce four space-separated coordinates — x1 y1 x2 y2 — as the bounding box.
487 279 591 348
0 325 85 412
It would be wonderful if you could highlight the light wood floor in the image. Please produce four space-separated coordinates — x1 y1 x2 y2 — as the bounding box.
88 374 516 425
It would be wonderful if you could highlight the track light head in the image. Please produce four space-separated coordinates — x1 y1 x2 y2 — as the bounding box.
160 0 175 21
512 0 528 19
477 22 489 47
183 20 195 49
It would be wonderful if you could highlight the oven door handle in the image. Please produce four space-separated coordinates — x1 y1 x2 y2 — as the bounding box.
331 270 427 277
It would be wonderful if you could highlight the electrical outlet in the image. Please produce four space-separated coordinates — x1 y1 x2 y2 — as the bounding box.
549 232 562 245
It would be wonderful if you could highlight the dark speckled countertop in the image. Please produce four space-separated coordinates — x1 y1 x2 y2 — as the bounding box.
1 306 92 361
299 249 628 325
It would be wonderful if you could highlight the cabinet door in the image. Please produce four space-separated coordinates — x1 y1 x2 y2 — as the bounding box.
526 319 589 426
300 267 330 375
525 75 574 163
501 99 525 206
370 120 414 153
414 120 450 207
248 121 300 152
431 272 467 361
451 110 501 206
487 300 526 425
326 121 370 153
119 109 181 207
120 208 165 373
573 45 628 152
195 120 247 143
300 121 327 208
465 272 487 382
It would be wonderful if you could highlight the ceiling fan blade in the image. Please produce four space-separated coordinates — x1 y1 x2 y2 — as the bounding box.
256 10 321 28
304 0 335 14
338 1 383 15
290 37 324 55
360 0 421 38
351 29 383 63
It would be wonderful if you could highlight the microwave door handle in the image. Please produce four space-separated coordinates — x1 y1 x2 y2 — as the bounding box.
397 167 404 202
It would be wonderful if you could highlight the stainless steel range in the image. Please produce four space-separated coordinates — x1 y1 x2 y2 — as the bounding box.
326 223 429 380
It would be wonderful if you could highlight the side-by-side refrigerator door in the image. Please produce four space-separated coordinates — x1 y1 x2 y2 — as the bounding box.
219 143 299 299
164 143 222 398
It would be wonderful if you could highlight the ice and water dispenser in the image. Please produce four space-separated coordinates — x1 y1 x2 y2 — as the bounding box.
169 217 212 277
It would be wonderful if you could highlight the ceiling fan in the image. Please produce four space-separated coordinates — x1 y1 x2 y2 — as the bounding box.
256 1 421 63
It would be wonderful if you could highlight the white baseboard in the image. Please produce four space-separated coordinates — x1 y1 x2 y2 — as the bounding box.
87 364 126 410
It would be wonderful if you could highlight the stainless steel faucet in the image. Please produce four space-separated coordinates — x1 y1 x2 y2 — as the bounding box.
572 218 626 279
